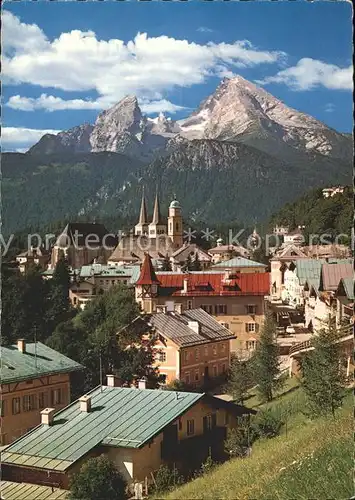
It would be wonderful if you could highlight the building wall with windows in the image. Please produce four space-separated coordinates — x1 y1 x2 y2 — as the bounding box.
0 373 71 445
150 295 265 350
152 337 231 387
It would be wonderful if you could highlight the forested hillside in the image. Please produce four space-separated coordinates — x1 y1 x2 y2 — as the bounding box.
269 187 353 241
2 139 351 236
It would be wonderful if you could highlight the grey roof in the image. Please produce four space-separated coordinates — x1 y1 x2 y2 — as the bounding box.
212 256 266 269
108 235 175 262
79 263 140 279
171 243 211 262
320 262 353 291
0 342 84 384
208 244 250 257
1 387 204 470
149 308 235 347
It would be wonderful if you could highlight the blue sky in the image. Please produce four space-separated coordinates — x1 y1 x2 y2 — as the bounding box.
2 0 353 151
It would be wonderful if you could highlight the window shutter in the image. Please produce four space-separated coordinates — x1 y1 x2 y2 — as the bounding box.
245 323 249 332
255 323 260 333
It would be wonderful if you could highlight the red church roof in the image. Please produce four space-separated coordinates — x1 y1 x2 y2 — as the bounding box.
136 253 160 286
156 272 270 297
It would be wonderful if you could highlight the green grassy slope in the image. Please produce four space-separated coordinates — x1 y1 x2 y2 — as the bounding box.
160 386 353 500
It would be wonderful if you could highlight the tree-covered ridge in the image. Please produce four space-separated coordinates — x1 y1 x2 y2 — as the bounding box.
269 186 353 240
2 137 351 235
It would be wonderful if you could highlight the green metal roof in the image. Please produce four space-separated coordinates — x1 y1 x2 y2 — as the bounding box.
296 258 352 288
212 256 266 268
1 387 204 470
295 259 325 286
0 481 68 499
339 277 354 300
169 200 181 209
129 265 141 285
0 342 84 384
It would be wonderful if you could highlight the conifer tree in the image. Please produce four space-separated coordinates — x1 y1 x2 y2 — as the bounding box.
191 253 202 271
183 254 193 272
300 326 346 417
254 311 283 402
45 257 73 329
161 254 172 271
226 355 254 404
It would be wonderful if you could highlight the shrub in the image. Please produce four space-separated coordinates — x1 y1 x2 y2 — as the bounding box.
252 409 283 439
153 464 184 493
224 418 255 458
68 455 127 500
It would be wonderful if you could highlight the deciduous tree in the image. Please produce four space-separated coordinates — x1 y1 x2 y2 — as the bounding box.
69 455 127 500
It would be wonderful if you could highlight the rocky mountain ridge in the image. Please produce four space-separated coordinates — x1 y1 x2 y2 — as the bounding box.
28 76 352 164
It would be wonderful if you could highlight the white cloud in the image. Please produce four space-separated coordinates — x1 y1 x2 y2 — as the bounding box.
256 58 353 91
2 127 61 150
2 10 48 55
3 11 285 112
139 99 187 114
6 93 187 114
7 94 104 112
324 103 336 113
197 27 214 33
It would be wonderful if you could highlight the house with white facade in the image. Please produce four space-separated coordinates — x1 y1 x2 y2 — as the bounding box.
304 261 353 332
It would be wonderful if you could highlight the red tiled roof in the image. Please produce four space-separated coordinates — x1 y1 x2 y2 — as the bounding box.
136 253 160 285
155 272 270 297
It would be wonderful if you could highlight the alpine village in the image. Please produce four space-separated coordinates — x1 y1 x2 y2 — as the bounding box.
1 63 354 500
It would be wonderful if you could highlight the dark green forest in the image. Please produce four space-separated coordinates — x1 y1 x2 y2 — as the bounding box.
269 186 353 242
2 138 350 236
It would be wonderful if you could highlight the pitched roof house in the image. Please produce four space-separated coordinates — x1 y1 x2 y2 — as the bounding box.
1 341 84 445
1 382 255 491
171 243 212 271
319 261 353 292
135 254 270 354
138 308 235 386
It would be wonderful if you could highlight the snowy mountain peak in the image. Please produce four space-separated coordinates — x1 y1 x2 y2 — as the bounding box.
29 76 351 163
179 75 351 161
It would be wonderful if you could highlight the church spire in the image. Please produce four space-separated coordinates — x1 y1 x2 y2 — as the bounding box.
151 189 162 225
138 187 148 225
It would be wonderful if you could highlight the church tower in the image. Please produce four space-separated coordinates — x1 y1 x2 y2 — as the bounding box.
134 188 149 236
148 190 166 238
168 197 183 249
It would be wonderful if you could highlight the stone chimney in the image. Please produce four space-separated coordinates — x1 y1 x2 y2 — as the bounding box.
17 339 26 353
79 395 91 412
41 408 56 426
183 278 189 294
138 377 147 390
187 320 200 334
106 374 122 387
